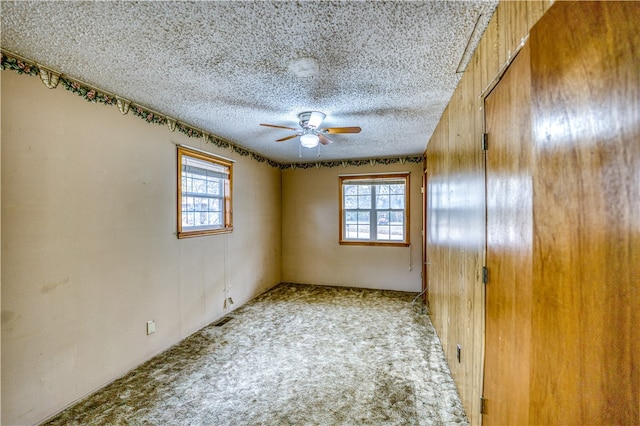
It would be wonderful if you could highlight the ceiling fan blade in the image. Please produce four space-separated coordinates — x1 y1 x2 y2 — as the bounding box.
318 134 334 145
260 123 297 131
276 134 299 142
322 126 362 134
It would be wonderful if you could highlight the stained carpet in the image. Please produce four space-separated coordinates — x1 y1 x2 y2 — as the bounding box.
44 283 468 425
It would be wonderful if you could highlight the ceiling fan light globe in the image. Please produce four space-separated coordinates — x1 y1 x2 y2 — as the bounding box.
300 133 320 148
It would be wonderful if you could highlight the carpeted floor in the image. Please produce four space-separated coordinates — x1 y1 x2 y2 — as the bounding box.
44 283 468 425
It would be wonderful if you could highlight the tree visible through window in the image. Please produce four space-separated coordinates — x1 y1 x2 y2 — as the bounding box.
339 173 410 246
177 146 233 238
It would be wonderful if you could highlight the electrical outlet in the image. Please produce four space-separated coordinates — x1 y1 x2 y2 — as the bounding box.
146 320 156 335
225 297 234 309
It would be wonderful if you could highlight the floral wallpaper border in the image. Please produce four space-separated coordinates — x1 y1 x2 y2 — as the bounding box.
1 50 425 170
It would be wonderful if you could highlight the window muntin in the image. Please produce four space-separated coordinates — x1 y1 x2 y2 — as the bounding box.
177 146 232 238
339 173 410 246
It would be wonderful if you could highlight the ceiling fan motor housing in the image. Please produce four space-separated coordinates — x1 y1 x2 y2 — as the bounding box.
299 111 326 129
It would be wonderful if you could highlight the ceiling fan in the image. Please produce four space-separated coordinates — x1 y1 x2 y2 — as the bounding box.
260 111 361 148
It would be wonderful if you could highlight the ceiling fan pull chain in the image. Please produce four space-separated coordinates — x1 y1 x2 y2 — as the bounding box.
317 143 321 157
299 143 302 158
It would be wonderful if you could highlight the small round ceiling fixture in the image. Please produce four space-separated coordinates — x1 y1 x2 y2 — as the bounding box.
288 58 319 77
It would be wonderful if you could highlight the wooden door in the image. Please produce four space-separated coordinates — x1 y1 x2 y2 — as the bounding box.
483 43 533 425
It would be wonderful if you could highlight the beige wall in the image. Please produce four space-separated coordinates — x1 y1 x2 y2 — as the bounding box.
1 70 282 425
282 163 423 292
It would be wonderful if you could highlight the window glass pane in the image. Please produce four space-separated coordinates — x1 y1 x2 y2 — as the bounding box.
358 195 371 209
376 194 390 209
390 184 404 194
390 211 404 224
377 184 390 195
344 185 358 196
197 211 209 226
358 225 370 239
209 212 220 225
357 211 370 223
345 211 357 223
377 224 391 240
345 224 358 239
207 179 220 195
198 178 208 193
390 225 404 240
390 194 404 209
377 211 389 224
344 195 358 209
358 185 371 195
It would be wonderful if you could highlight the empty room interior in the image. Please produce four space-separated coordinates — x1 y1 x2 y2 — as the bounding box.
1 1 638 425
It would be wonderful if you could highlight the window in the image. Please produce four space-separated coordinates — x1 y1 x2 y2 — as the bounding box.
177 146 233 238
339 173 410 246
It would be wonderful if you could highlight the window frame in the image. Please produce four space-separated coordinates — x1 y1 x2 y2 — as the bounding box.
339 172 410 247
177 146 233 239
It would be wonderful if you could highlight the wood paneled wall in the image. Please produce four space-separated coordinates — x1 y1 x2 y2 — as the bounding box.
426 1 639 425
425 2 552 425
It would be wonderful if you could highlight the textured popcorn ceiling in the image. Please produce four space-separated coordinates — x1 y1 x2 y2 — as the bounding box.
1 1 497 163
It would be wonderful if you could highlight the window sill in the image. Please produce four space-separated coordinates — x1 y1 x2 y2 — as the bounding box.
339 240 410 247
178 227 233 239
